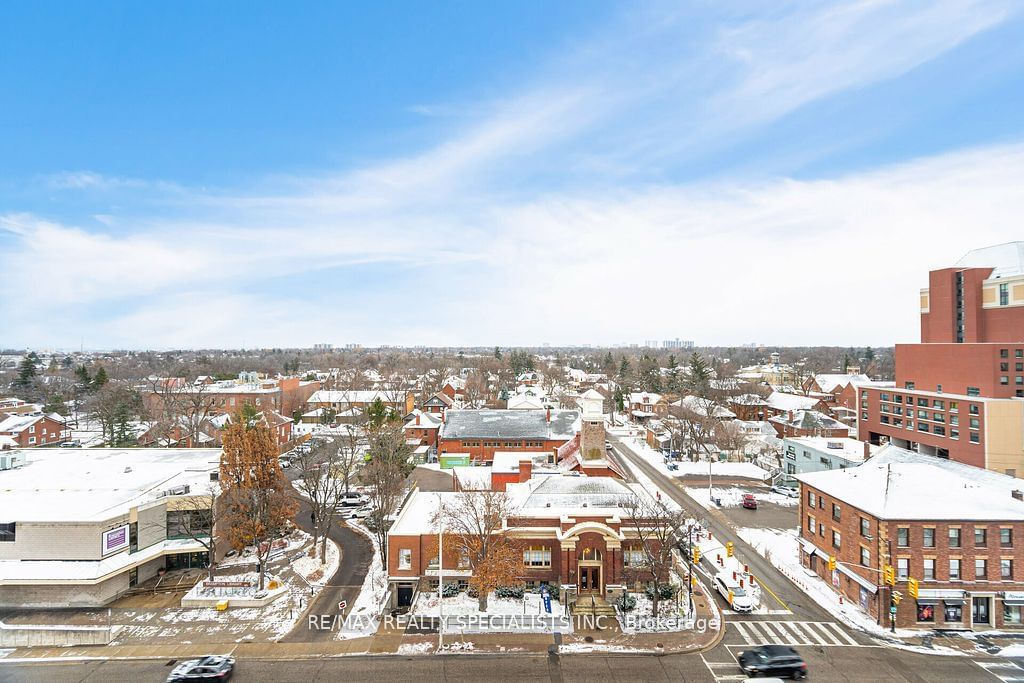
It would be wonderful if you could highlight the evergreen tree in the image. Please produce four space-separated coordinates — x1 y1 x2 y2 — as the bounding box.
15 356 37 388
494 346 502 360
92 367 109 391
618 357 630 381
685 352 713 397
75 365 92 386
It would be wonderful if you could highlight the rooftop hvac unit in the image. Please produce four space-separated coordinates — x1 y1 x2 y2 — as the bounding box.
0 452 27 470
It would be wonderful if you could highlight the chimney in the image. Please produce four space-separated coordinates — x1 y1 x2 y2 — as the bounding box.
864 440 871 460
519 458 533 483
1013 490 1023 501
546 407 551 423
415 413 420 425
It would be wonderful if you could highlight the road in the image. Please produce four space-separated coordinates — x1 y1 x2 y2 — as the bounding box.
278 489 373 643
0 647 1007 682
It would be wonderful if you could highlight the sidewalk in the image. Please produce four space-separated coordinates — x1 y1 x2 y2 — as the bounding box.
1 587 723 661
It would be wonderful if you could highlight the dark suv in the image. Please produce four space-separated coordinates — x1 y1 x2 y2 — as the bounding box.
737 645 807 679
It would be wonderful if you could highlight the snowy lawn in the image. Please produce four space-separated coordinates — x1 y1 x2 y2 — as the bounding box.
620 436 768 481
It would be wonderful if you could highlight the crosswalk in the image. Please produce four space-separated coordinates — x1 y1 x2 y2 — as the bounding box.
731 620 861 647
978 661 1024 683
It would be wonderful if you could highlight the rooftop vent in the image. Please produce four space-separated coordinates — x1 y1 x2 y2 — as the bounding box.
1013 490 1023 501
826 441 843 450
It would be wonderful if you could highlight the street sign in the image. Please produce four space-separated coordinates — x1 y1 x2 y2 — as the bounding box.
338 600 347 611
542 591 552 614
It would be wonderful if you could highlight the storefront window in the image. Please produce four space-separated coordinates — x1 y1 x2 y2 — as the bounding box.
916 602 936 622
944 601 963 623
1004 603 1024 625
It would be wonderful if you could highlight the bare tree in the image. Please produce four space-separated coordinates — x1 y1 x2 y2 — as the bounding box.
623 491 688 616
432 490 522 611
164 484 221 581
360 456 407 570
293 437 346 560
146 377 218 447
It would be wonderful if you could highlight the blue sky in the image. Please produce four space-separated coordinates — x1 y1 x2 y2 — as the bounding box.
2 1 1024 349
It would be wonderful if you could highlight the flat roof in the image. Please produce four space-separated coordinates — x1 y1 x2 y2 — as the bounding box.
0 448 221 523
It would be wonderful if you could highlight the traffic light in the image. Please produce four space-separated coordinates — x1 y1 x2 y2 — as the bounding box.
892 590 903 605
907 577 919 600
828 555 837 571
726 541 734 558
690 575 698 588
728 589 734 605
883 565 895 586
692 547 701 564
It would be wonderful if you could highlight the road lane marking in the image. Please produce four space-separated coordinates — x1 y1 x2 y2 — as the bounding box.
752 575 790 610
822 620 861 646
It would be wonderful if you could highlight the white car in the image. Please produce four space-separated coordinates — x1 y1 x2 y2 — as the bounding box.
714 573 756 612
337 491 370 508
770 485 799 498
338 505 372 520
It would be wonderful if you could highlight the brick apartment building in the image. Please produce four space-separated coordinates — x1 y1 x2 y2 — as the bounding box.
797 446 1024 631
386 475 660 609
144 376 318 421
859 243 1024 475
437 408 580 464
0 413 69 448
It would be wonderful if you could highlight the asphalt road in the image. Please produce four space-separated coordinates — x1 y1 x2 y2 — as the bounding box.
278 491 373 643
1 647 1007 682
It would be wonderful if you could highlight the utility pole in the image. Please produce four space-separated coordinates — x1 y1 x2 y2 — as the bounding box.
437 494 444 651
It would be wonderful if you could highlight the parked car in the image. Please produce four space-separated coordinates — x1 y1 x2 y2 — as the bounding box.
742 493 758 509
770 485 799 498
279 458 291 469
666 461 679 471
337 491 369 507
166 655 235 682
737 645 807 679
59 440 81 448
338 505 373 520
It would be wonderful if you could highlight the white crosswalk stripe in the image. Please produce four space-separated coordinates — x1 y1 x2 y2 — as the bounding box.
730 620 863 647
978 661 1024 682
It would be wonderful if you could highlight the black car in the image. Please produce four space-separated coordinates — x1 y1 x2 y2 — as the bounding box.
737 645 807 679
166 655 235 681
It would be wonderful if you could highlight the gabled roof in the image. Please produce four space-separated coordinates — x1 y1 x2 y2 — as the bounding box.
770 409 846 432
812 374 871 393
764 392 820 412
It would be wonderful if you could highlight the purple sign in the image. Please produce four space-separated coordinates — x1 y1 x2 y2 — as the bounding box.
102 525 129 555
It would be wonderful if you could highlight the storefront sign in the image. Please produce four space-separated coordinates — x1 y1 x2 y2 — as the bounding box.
1004 591 1024 602
101 524 129 556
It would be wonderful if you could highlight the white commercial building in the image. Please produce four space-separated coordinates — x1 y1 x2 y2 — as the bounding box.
0 448 221 608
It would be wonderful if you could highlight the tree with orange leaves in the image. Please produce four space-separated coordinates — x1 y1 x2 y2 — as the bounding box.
431 490 522 612
219 409 298 590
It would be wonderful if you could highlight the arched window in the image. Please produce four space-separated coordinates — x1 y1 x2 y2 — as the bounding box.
580 547 603 561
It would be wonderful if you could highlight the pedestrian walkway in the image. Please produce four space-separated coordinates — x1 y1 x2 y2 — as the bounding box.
730 620 861 647
978 661 1024 683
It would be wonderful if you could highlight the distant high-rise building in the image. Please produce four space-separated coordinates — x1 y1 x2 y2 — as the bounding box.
312 343 333 352
661 338 694 349
859 242 1024 474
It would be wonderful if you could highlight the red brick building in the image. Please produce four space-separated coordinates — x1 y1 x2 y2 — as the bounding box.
769 410 849 439
437 409 580 464
797 446 1024 631
859 243 1024 475
386 475 660 609
0 413 69 448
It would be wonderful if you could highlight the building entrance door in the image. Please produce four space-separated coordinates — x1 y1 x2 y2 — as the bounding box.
578 565 602 594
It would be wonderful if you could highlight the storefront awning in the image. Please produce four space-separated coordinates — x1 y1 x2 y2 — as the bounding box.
943 598 965 606
915 598 940 605
1004 599 1024 607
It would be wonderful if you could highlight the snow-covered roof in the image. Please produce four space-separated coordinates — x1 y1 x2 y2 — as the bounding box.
0 448 221 523
491 451 555 474
506 394 546 410
440 409 579 441
784 436 874 463
0 412 64 433
797 446 1024 520
580 389 605 401
404 410 442 429
452 466 492 490
955 241 1024 279
770 410 846 432
673 395 736 419
628 392 662 405
813 374 871 393
764 392 820 412
512 475 649 513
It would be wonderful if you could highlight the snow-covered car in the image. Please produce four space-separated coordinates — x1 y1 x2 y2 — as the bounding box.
770 485 799 498
166 655 235 682
278 457 292 469
338 505 373 520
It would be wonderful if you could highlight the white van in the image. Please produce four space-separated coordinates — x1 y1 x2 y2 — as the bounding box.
713 572 756 612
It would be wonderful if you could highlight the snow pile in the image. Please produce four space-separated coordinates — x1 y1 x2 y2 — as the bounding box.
292 538 340 587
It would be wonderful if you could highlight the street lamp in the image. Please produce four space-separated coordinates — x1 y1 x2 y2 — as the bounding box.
437 494 445 651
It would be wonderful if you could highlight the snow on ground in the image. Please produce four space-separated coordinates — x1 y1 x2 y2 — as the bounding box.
336 520 387 640
998 644 1024 657
619 434 768 482
614 442 681 512
398 641 435 654
411 591 558 617
736 527 920 639
686 486 798 510
292 536 340 587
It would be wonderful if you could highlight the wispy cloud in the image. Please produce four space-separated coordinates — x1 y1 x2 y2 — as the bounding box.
1 0 1020 348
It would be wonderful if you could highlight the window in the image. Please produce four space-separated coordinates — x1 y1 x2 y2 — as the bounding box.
975 527 988 547
622 547 645 568
950 401 958 413
949 559 961 581
1001 528 1013 548
1001 284 1010 306
905 381 915 390
948 528 961 548
807 515 815 533
1003 362 1011 372
923 528 935 548
807 491 816 507
968 387 980 397
860 547 870 566
1001 348 1010 358
860 517 871 537
897 558 909 580
917 398 928 407
166 509 212 539
969 417 980 429
945 601 963 623
969 403 980 415
832 503 841 522
970 432 980 444
523 545 552 568
976 559 988 580
924 559 936 580
1005 604 1023 625
917 602 935 623
1001 376 1009 385
897 527 909 547
0 522 14 542
832 531 841 549
1002 559 1014 580
399 548 412 570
